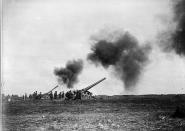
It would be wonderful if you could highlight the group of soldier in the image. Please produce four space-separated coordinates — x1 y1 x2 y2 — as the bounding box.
48 91 65 100
48 90 81 100
23 89 93 101
22 91 42 100
65 90 93 100
48 90 93 100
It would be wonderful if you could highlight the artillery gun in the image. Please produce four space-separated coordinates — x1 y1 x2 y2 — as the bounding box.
42 77 106 100
65 77 106 100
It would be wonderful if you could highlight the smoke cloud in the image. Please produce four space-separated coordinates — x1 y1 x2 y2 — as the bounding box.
54 59 83 88
171 0 185 55
88 31 151 89
160 0 185 56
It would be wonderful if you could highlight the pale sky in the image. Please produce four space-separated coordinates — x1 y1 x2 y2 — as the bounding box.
2 0 185 95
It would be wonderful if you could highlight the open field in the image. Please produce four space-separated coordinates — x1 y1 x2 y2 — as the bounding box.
2 95 185 131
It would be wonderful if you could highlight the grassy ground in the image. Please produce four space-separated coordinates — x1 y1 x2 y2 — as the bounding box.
2 95 185 131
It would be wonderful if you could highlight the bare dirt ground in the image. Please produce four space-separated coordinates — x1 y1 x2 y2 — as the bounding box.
2 95 185 131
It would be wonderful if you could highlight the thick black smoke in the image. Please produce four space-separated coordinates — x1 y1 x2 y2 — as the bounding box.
54 59 83 88
88 32 151 88
161 0 185 56
171 0 185 55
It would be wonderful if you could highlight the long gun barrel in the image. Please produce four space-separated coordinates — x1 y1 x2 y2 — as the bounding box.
42 85 59 96
82 77 106 92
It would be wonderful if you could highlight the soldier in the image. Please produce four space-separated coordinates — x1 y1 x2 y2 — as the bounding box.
74 90 81 100
32 92 35 99
25 93 27 100
29 94 32 99
49 91 53 100
58 92 62 99
65 90 73 100
38 92 42 99
89 92 92 98
73 90 77 99
86 91 91 99
61 91 64 99
54 91 57 99
35 91 38 99
33 91 37 100
23 95 25 100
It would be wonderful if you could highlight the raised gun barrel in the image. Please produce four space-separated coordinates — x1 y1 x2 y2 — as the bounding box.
42 85 59 96
82 77 106 92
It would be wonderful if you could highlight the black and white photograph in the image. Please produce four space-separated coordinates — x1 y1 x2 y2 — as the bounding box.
1 0 185 130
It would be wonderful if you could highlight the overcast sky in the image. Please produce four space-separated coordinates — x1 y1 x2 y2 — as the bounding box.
2 0 185 95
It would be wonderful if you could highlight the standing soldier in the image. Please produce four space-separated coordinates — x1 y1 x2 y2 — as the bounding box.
54 91 57 99
49 91 53 100
61 91 64 99
38 92 42 99
33 92 35 99
29 94 32 100
23 95 25 100
35 91 38 99
74 90 81 100
59 92 62 99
